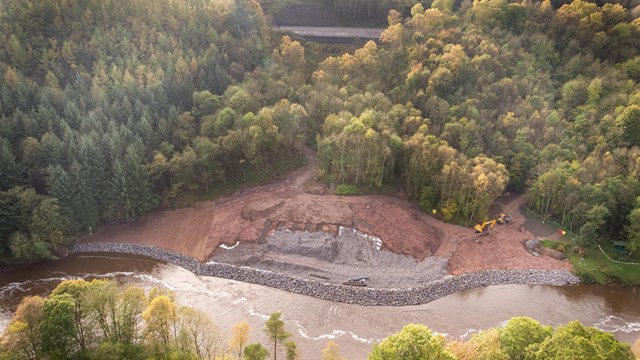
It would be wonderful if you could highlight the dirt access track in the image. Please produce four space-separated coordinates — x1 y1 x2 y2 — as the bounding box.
81 147 570 284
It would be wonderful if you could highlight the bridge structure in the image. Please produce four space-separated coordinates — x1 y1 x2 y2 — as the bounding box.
275 26 384 40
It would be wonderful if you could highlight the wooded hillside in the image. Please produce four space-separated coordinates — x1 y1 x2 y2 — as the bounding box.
312 0 640 253
1 0 640 263
0 0 295 263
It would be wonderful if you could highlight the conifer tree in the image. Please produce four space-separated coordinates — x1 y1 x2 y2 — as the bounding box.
0 137 25 191
263 312 291 360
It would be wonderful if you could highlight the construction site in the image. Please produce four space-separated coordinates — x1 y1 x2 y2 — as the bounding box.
81 148 571 289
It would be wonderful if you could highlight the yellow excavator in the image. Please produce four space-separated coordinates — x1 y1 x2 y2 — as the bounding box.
474 219 496 234
474 214 512 234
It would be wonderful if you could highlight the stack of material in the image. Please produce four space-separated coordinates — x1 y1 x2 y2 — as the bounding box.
343 276 368 287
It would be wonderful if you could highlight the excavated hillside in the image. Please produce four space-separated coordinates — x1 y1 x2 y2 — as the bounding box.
81 147 570 288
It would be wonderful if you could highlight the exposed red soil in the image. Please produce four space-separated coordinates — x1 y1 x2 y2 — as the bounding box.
80 147 571 275
444 194 572 275
445 222 571 275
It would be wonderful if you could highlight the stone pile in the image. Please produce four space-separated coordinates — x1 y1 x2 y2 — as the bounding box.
73 242 580 306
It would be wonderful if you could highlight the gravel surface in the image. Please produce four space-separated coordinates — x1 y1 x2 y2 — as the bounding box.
211 227 448 288
72 242 581 306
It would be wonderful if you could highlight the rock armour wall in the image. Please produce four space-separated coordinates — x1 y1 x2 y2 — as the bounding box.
72 242 580 306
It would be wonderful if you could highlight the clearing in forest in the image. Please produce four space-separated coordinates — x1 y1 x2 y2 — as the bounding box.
81 147 570 288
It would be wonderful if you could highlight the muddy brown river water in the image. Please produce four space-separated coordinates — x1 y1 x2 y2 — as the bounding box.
1 253 638 360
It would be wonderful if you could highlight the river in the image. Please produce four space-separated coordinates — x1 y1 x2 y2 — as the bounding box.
1 253 638 359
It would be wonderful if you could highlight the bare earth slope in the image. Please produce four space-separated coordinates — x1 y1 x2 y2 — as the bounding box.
80 147 570 287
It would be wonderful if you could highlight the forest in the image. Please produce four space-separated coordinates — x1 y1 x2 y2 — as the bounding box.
1 0 640 265
0 279 635 359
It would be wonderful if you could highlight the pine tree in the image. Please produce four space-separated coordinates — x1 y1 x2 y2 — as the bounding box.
69 160 100 231
0 137 25 191
124 145 157 219
108 158 132 222
263 312 291 360
76 134 109 217
46 165 78 231
108 145 157 222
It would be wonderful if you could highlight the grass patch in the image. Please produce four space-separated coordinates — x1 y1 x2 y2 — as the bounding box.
336 184 359 195
541 239 567 252
520 205 640 285
567 247 640 286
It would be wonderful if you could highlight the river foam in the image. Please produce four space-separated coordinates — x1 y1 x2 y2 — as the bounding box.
594 316 640 334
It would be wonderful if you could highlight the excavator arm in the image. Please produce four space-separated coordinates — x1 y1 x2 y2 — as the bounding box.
474 219 496 233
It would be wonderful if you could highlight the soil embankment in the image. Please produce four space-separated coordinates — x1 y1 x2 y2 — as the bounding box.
79 147 572 291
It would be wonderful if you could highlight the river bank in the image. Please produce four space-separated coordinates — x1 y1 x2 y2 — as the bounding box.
3 252 639 360
72 242 580 306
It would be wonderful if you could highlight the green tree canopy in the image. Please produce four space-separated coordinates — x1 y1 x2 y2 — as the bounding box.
368 323 455 360
499 317 552 359
244 343 269 360
533 321 633 359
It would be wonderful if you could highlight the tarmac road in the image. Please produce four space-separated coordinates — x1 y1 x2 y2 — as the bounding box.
276 26 384 39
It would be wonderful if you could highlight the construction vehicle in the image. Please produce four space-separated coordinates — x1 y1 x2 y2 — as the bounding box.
474 219 496 234
474 213 512 235
496 213 512 224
